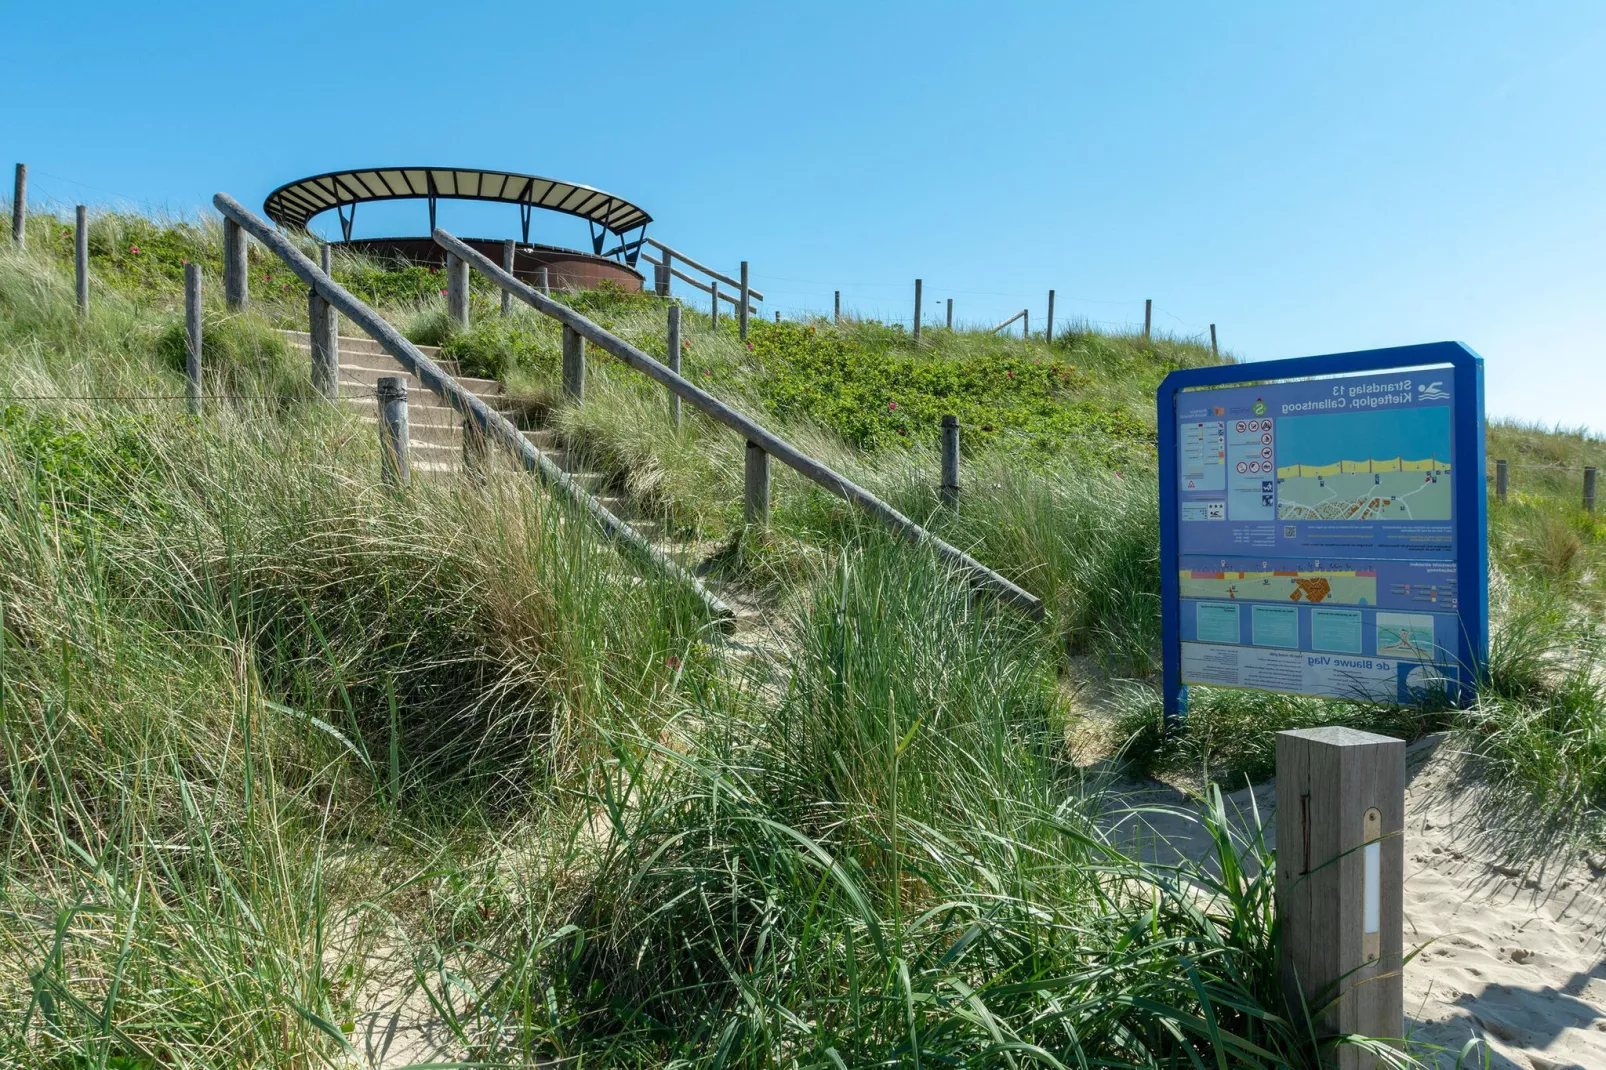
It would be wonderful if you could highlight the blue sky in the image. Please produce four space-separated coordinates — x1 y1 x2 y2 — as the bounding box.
6 1 1603 431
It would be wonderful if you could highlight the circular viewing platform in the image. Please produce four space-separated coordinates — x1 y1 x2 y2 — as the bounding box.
338 237 643 292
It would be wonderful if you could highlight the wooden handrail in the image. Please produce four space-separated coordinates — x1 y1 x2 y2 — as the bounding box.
211 192 734 626
643 238 765 301
639 252 757 314
991 309 1028 334
434 226 1045 620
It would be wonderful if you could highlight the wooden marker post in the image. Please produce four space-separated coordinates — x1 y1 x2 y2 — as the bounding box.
1586 466 1598 513
223 217 248 310
1210 323 1219 358
744 440 770 526
11 163 25 247
940 415 960 508
1144 299 1152 339
834 290 841 322
561 324 585 403
1046 290 1055 344
446 252 469 327
946 298 953 330
1276 727 1404 1067
309 244 339 400
184 263 202 415
739 260 750 342
1495 459 1508 504
501 239 515 316
377 376 410 488
74 206 88 313
913 278 923 343
666 304 682 429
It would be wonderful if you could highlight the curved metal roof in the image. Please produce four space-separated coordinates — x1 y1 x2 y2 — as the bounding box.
262 167 651 235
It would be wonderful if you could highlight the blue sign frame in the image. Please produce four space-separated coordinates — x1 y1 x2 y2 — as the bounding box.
1157 342 1488 723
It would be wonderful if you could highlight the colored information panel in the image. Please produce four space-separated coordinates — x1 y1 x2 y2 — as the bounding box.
1157 344 1487 719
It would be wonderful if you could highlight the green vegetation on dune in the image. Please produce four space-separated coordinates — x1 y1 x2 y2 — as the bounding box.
4 206 1605 1067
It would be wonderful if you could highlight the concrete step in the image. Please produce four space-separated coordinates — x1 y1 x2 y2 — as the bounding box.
355 413 463 448
336 362 502 397
281 330 447 365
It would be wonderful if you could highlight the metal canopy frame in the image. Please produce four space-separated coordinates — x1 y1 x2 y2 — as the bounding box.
263 167 652 266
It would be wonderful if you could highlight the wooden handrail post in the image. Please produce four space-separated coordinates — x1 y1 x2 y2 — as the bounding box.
940 415 959 508
501 239 515 316
539 265 549 295
1023 309 1029 339
913 278 922 343
562 324 585 403
655 249 671 296
74 206 88 314
738 260 749 342
377 376 410 488
744 441 770 527
946 298 953 330
1586 467 1598 513
1210 323 1219 358
1046 290 1055 344
1495 459 1508 503
1143 298 1152 339
11 163 25 248
446 252 469 327
1277 728 1404 1065
710 280 719 327
223 217 248 310
666 304 682 429
309 244 340 400
184 263 202 415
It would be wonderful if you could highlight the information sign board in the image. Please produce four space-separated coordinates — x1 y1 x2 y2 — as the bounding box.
1157 342 1487 722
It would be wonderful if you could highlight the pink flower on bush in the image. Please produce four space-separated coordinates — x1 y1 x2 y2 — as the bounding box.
129 245 140 255
682 340 691 349
1006 370 1014 379
440 288 447 295
888 401 897 411
666 655 681 670
746 342 754 351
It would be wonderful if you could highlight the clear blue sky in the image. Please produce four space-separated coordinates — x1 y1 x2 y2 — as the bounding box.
6 2 1602 432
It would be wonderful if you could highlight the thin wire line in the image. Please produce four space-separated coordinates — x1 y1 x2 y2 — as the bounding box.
1 392 382 402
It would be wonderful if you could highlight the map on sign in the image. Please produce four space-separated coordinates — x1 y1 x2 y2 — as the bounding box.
1165 366 1469 706
1274 407 1453 522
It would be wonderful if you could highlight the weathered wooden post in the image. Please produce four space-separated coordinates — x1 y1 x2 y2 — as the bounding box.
710 280 719 327
309 244 339 400
446 252 469 327
774 310 781 323
1023 309 1029 338
11 163 25 248
377 376 410 488
913 278 923 343
946 298 953 330
744 441 770 527
834 290 840 322
1276 727 1404 1067
539 265 550 295
655 249 671 296
1046 290 1055 344
561 325 585 403
1586 466 1598 513
666 304 682 429
501 239 515 316
223 217 248 310
1210 323 1219 358
74 206 88 314
184 263 202 415
1495 459 1508 504
739 260 750 342
1143 299 1152 339
940 415 960 508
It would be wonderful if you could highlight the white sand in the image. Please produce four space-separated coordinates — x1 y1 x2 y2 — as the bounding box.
1102 733 1606 1069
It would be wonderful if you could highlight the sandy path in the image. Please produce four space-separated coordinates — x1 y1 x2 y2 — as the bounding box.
1100 734 1606 1069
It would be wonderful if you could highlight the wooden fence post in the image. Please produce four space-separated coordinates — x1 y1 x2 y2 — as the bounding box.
711 280 719 327
1495 459 1508 503
377 376 410 488
562 324 585 403
739 260 750 342
446 252 469 327
1586 467 1598 513
744 440 770 527
1046 290 1055 344
11 163 25 248
501 239 515 316
224 218 248 310
656 250 671 296
834 290 841 322
1023 309 1029 338
940 415 960 508
539 265 550 295
667 304 682 429
946 298 953 330
184 263 202 415
74 206 88 314
1276 727 1404 1066
913 278 923 343
309 244 339 400
1144 299 1152 339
